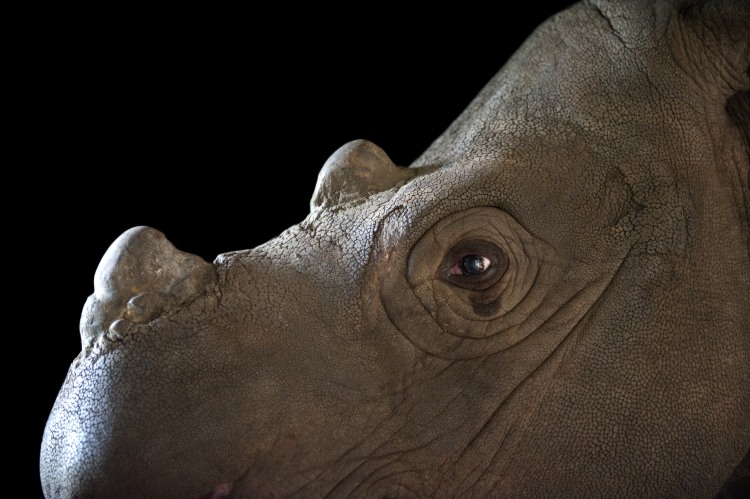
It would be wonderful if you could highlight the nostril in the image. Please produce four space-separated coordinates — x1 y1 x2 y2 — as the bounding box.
79 226 216 348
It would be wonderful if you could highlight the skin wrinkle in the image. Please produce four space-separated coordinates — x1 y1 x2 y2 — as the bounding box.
440 256 565 346
419 208 539 329
442 276 519 340
473 257 629 494
294 413 395 495
684 8 747 92
351 411 469 497
387 273 524 358
429 247 631 495
357 431 448 492
314 358 462 490
381 280 439 358
382 167 656 488
324 413 420 496
320 356 476 496
452 332 572 485
355 462 411 497
725 92 750 264
441 271 511 324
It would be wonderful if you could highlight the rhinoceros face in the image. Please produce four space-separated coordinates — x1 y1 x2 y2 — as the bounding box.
41 1 750 497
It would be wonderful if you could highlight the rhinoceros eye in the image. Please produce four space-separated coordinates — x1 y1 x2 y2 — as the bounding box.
451 254 491 276
440 240 507 291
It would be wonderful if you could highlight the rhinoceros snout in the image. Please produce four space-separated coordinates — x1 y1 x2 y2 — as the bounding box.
79 226 216 349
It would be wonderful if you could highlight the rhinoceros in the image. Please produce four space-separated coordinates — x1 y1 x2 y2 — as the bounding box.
41 0 749 497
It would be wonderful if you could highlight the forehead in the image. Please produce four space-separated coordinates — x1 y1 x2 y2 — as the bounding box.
387 138 624 259
393 6 699 257
273 2 696 270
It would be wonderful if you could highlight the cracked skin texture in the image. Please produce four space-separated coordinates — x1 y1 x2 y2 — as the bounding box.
41 0 749 497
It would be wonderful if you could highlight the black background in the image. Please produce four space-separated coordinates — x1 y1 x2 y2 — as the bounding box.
27 2 576 496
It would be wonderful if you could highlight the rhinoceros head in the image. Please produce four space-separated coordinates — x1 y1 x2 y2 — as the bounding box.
42 1 749 497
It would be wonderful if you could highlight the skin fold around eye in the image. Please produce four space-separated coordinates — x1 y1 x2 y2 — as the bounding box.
407 207 549 330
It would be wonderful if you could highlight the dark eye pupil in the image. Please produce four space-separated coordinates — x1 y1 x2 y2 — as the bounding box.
460 255 487 276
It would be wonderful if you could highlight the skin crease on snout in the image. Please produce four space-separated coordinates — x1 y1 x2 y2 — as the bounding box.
41 1 749 497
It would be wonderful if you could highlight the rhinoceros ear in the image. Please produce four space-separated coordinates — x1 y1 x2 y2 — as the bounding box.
311 140 434 211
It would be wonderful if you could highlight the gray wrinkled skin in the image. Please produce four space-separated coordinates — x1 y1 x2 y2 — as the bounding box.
41 0 749 497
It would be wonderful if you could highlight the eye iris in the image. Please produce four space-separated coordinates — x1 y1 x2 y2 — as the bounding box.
460 255 489 276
